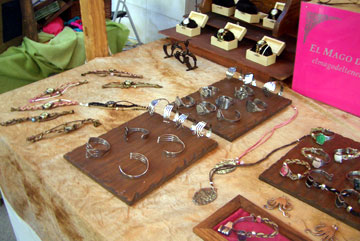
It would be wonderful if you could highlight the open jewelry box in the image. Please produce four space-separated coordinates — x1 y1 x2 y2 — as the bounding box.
176 11 209 37
263 2 286 29
246 36 286 66
211 0 239 17
234 8 266 24
210 22 247 51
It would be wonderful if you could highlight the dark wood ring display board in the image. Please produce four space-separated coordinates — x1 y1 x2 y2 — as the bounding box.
64 112 218 206
193 194 311 241
259 133 360 230
174 77 292 142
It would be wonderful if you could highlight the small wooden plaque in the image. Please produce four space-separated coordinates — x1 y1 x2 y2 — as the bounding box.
193 195 311 241
175 77 292 142
64 112 218 206
259 133 360 230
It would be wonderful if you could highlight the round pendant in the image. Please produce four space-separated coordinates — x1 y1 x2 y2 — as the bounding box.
214 160 237 174
193 188 217 205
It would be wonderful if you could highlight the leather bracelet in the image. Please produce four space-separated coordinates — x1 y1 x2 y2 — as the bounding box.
301 147 330 168
217 214 279 239
305 169 338 194
335 189 360 217
280 159 311 181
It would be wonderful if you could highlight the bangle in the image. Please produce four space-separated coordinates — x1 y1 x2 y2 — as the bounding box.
346 171 360 191
217 214 279 239
301 147 330 168
124 127 149 141
334 147 360 163
305 169 338 194
280 159 311 180
157 134 185 157
85 137 110 158
29 80 88 103
0 110 75 126
310 127 335 145
335 189 360 217
119 153 149 179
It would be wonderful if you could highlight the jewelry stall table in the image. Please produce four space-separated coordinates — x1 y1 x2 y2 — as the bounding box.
0 40 360 241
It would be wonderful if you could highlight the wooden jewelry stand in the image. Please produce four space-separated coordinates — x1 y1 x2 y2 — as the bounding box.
259 133 360 230
64 112 218 205
175 77 292 142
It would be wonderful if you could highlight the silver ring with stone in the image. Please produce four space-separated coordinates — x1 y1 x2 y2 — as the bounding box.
301 147 330 168
310 127 335 146
199 86 219 98
124 127 150 141
119 153 149 179
346 171 360 191
196 101 217 115
334 147 359 163
85 137 111 159
246 98 268 112
215 95 234 110
148 98 170 115
174 96 196 108
217 109 241 123
157 134 185 157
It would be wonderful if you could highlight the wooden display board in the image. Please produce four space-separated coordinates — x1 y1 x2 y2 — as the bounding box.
259 133 360 230
175 77 292 142
64 112 218 206
194 194 310 241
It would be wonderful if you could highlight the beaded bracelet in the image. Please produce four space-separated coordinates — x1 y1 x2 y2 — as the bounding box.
217 214 279 240
280 159 311 180
305 169 338 194
301 147 330 168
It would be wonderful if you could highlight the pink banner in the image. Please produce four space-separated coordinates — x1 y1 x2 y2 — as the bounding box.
292 2 360 116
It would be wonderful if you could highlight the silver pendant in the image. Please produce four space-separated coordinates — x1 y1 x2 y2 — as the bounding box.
214 160 237 174
193 188 217 205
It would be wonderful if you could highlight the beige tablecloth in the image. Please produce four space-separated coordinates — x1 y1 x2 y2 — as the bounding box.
0 40 359 241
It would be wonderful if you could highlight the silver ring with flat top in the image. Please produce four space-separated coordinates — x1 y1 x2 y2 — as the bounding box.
215 95 234 110
199 86 219 98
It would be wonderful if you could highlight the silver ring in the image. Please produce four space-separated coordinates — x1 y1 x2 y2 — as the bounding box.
347 171 360 191
234 85 254 100
119 152 149 179
196 101 217 115
226 67 236 79
217 109 241 123
191 121 212 138
163 104 174 123
173 112 189 128
199 86 219 98
157 134 185 157
124 127 149 141
310 127 335 146
215 95 233 110
148 98 170 115
174 96 196 108
301 147 330 168
246 98 267 112
85 137 111 158
334 148 359 163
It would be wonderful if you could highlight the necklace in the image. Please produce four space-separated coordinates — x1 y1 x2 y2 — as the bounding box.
1 110 75 126
29 80 88 103
81 69 143 78
27 118 101 143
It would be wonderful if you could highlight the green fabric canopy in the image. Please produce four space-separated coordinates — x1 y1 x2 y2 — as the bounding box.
0 21 129 94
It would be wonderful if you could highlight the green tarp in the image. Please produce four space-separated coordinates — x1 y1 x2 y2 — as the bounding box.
0 21 130 94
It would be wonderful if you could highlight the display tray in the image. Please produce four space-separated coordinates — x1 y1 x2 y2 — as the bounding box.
193 194 311 241
259 133 360 230
64 112 218 206
175 77 292 142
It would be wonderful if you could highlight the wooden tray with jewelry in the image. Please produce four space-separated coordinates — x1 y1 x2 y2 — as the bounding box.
172 77 292 142
64 112 218 206
259 129 360 230
194 194 311 241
